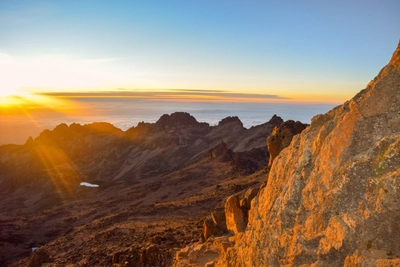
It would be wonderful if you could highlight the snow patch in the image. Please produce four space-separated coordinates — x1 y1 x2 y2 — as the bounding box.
80 182 99 188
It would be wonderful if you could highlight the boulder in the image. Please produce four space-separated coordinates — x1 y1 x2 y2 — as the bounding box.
224 195 247 234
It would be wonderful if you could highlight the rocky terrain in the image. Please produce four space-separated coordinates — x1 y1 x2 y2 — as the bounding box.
172 44 400 266
2 44 398 267
0 110 305 266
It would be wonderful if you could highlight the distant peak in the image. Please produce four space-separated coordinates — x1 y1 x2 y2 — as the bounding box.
267 115 284 125
218 116 243 127
155 112 201 130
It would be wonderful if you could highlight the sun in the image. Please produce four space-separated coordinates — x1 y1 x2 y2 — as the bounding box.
0 88 20 97
0 88 27 106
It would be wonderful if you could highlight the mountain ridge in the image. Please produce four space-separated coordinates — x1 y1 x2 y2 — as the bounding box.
0 112 304 266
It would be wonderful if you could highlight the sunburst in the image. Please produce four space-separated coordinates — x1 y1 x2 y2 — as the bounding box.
0 88 26 106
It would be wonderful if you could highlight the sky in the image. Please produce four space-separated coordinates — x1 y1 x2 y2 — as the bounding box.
0 0 399 103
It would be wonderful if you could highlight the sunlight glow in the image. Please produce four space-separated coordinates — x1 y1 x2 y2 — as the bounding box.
0 53 122 95
35 144 81 199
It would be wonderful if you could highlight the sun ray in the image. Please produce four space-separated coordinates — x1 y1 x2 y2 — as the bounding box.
35 142 81 200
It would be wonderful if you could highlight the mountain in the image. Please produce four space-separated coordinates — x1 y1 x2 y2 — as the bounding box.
173 43 400 266
4 43 398 267
0 112 291 266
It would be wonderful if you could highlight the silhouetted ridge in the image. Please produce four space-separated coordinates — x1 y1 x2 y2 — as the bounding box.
218 116 243 128
266 114 284 126
154 112 206 131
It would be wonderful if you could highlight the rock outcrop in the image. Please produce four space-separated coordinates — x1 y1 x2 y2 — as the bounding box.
214 43 400 266
266 120 308 169
224 195 247 234
209 141 270 174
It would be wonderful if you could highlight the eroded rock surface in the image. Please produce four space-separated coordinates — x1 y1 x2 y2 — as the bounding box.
213 43 400 266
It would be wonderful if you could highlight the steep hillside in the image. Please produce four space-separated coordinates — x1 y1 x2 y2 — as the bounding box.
209 43 400 266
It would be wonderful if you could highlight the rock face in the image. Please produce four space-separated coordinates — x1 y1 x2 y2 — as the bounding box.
216 43 400 266
266 120 308 169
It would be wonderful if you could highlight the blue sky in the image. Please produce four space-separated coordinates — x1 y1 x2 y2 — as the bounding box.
0 0 399 102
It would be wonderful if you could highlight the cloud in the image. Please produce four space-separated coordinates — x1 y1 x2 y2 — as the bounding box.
38 89 289 102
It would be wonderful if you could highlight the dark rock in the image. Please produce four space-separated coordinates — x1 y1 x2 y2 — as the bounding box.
211 210 227 233
203 216 218 240
240 187 259 211
266 120 308 168
209 141 234 162
155 112 204 131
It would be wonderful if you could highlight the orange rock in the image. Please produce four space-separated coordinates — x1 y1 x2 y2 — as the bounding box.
215 43 400 267
224 195 247 234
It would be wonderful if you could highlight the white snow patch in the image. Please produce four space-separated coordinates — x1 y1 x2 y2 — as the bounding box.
32 247 38 252
80 182 99 188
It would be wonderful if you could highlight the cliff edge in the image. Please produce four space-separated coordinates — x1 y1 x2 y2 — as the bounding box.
216 43 400 266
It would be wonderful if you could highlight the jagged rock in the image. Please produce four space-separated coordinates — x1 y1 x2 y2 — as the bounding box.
211 210 227 233
239 187 259 211
203 211 228 240
266 120 307 169
217 116 244 128
266 114 285 126
224 195 247 234
155 112 204 131
215 43 400 266
203 216 219 240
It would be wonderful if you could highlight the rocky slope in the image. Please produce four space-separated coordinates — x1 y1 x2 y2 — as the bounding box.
181 43 400 266
0 112 284 266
